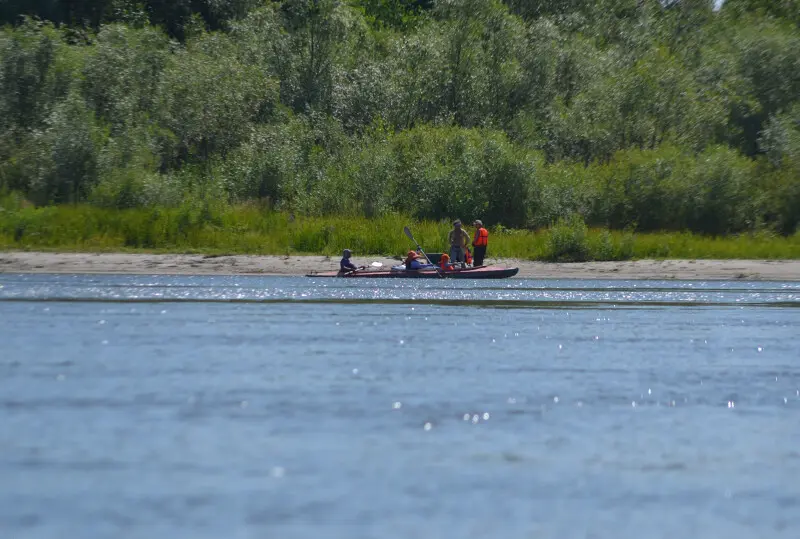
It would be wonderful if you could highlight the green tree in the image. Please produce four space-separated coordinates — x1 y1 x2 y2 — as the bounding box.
430 0 526 127
0 19 77 134
722 17 800 155
279 0 360 112
542 47 726 163
759 105 800 233
355 0 431 28
384 25 449 128
156 31 278 166
661 0 716 54
723 0 800 26
28 90 105 204
81 24 170 133
503 0 583 19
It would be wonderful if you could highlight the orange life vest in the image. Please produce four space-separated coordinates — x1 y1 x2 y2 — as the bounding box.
474 227 488 247
439 254 452 270
465 249 473 265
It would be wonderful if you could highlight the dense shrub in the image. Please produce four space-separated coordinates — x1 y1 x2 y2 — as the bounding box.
545 214 590 262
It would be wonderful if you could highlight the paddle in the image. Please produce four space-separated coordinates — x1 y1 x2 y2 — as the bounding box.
403 226 443 277
343 261 382 276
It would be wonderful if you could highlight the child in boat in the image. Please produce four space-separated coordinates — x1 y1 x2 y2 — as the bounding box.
439 253 455 270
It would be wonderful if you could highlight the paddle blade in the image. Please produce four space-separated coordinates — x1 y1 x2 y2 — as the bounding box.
403 226 414 241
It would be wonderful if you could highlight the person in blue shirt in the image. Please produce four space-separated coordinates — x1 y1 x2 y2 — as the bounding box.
339 249 364 274
404 250 426 270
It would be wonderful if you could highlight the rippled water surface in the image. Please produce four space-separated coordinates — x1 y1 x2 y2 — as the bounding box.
2 274 800 539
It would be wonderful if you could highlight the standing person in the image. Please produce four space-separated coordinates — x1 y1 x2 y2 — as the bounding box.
471 220 489 266
447 220 471 268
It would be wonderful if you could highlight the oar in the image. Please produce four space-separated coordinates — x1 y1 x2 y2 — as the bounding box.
403 226 443 277
343 261 382 277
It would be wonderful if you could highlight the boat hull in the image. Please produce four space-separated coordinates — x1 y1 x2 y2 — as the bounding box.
306 265 519 279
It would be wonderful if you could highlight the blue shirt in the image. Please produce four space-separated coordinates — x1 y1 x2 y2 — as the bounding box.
408 259 423 269
340 257 357 271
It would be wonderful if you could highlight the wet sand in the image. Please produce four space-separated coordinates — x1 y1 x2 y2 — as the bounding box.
1 251 799 280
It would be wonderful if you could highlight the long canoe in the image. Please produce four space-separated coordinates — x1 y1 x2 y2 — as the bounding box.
306 264 519 279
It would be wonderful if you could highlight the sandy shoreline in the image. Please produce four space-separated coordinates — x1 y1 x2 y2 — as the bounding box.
2 251 800 280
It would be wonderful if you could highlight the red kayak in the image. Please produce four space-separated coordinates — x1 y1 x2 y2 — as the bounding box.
306 265 519 279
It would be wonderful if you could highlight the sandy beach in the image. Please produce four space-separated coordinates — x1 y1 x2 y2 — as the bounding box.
1 251 799 280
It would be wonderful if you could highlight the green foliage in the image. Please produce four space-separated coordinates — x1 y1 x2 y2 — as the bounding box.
0 18 77 133
0 0 799 244
529 160 598 228
81 24 170 132
593 145 758 234
25 90 106 205
758 104 800 234
543 47 728 164
503 0 585 20
0 1 263 40
279 0 367 113
157 31 278 165
723 0 800 27
4 201 799 259
760 105 800 170
715 15 800 155
545 214 589 262
356 0 430 29
379 125 539 227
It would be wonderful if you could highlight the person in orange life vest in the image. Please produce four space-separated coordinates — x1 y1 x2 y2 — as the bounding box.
439 253 455 270
471 220 489 266
404 250 425 270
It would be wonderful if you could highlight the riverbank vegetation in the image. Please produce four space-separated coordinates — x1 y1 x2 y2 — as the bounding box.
1 1 799 257
2 195 799 260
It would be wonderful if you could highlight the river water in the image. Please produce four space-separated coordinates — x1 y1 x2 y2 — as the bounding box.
1 274 799 539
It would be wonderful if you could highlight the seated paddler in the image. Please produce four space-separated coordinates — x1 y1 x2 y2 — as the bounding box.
339 249 364 274
403 250 428 270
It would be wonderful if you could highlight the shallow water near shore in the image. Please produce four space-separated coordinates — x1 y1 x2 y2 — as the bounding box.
1 274 799 539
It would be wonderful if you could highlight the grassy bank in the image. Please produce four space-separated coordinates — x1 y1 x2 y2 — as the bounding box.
2 199 800 261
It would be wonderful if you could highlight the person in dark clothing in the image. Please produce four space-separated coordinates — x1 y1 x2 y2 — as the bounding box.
471 220 489 266
339 249 364 274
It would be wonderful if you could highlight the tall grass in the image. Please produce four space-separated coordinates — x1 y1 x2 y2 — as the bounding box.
1 199 800 260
